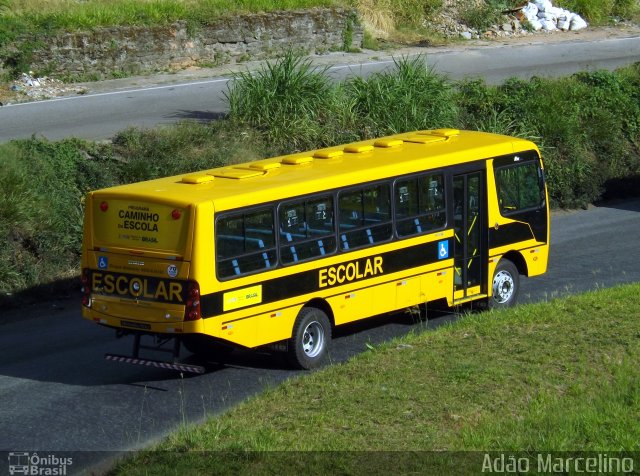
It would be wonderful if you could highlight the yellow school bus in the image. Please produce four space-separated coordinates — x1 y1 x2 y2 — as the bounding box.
81 129 549 372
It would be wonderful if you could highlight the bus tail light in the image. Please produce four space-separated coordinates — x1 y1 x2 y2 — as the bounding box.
81 268 91 307
185 281 202 321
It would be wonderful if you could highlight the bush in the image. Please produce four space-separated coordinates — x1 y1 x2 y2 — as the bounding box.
459 0 510 31
226 51 336 153
456 66 640 207
345 56 459 137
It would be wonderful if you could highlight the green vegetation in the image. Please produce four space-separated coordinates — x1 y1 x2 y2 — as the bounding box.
109 283 640 474
459 0 511 32
230 55 639 207
226 53 335 152
1 56 639 299
2 0 339 31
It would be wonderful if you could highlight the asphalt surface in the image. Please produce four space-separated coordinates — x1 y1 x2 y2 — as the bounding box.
0 32 639 142
1 198 639 475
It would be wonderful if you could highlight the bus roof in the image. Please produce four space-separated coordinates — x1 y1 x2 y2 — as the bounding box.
94 129 538 211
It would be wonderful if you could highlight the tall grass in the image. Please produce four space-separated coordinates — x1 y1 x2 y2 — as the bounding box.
0 139 117 294
4 0 340 29
226 54 459 149
344 56 458 137
0 121 266 297
226 51 337 152
558 0 640 22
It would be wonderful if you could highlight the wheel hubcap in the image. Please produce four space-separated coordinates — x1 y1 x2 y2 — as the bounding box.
302 321 324 357
493 270 514 304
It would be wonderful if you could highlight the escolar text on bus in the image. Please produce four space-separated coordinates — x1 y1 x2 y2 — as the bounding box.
91 272 184 303
318 256 383 288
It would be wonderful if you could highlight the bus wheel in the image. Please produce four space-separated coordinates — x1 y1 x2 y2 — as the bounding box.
182 335 233 362
488 259 520 309
288 307 331 370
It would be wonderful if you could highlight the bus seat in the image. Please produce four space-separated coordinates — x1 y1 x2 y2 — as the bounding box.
289 245 298 262
232 259 240 275
366 228 374 244
340 234 349 250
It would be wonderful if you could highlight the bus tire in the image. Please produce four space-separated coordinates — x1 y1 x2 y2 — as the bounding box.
182 335 234 362
287 307 331 370
487 259 520 309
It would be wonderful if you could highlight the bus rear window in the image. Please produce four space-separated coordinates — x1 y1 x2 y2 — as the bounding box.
495 160 545 215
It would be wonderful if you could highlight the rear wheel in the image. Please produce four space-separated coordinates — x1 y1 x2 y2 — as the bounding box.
182 335 234 362
487 258 520 308
287 307 331 370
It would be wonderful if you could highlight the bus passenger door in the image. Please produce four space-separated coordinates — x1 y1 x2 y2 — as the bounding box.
453 171 486 301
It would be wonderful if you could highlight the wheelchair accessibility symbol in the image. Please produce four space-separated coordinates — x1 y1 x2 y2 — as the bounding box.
98 256 108 269
437 240 449 260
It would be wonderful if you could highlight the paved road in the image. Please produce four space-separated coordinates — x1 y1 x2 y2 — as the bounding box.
1 198 639 474
1 34 639 142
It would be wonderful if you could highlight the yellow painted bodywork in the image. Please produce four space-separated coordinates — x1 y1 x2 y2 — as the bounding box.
81 129 549 349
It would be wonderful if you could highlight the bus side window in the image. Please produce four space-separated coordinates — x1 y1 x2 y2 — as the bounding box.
279 195 336 264
395 173 446 237
339 184 392 250
216 208 276 279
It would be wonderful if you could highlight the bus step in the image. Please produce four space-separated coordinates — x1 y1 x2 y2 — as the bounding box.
453 293 488 305
104 353 206 374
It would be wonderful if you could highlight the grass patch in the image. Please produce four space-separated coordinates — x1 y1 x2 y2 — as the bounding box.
110 283 640 473
3 0 341 31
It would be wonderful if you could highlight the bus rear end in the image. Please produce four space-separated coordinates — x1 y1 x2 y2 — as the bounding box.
81 191 207 373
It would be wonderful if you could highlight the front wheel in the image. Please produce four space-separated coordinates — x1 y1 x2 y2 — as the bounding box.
487 259 520 309
287 307 331 370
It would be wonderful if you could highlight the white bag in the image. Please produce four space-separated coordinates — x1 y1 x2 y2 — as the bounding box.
539 18 557 30
528 18 543 30
522 2 539 20
534 0 552 12
570 15 588 30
